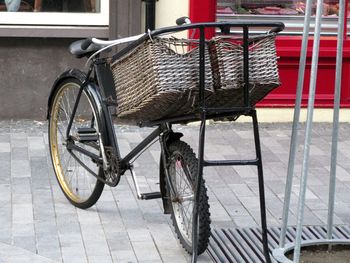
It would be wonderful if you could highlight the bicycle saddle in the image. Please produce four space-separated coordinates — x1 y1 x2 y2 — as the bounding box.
69 39 101 58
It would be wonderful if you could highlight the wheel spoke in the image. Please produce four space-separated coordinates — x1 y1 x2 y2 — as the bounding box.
167 142 210 254
49 81 102 206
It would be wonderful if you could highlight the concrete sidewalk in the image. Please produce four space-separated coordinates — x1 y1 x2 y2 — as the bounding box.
0 120 349 263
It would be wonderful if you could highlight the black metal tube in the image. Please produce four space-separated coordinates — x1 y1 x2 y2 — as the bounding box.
191 27 207 263
66 142 102 164
66 86 84 139
122 126 161 164
204 159 259 167
243 26 250 107
144 0 156 31
112 22 284 62
199 26 206 108
65 67 93 139
252 110 271 263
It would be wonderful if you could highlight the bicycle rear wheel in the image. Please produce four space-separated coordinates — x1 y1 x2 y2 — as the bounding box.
48 78 104 209
165 140 211 255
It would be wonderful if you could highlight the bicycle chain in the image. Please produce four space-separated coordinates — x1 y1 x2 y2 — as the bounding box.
104 147 122 186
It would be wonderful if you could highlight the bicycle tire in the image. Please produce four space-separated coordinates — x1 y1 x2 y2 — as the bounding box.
48 77 104 209
165 140 211 255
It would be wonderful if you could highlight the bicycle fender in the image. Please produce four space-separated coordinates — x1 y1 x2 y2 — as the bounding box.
47 68 87 120
166 132 184 146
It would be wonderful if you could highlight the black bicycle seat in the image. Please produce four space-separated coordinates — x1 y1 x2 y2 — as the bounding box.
69 39 101 58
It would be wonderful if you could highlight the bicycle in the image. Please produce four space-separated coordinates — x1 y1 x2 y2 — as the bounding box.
47 19 284 262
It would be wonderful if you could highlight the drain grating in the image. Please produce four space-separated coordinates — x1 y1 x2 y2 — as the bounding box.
207 226 350 262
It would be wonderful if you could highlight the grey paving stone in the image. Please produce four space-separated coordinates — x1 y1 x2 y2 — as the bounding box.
0 121 350 262
0 143 10 153
0 227 12 244
36 236 61 262
110 249 138 263
12 235 36 253
11 160 31 178
132 241 162 262
10 133 28 147
61 247 88 263
0 134 10 143
11 147 28 160
0 242 58 263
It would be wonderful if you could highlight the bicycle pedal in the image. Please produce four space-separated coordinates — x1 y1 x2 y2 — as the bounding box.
76 128 98 142
140 192 162 200
77 127 97 134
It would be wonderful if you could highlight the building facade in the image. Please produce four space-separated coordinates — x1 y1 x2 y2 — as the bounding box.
1 0 349 119
190 0 350 108
0 0 141 119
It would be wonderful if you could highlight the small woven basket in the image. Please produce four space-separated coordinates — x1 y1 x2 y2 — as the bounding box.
207 34 280 108
111 38 213 121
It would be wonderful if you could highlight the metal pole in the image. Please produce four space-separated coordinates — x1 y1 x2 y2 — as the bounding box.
293 0 323 261
327 0 345 245
279 0 313 248
144 0 156 31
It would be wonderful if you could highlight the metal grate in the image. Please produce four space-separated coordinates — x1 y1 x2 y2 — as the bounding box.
208 226 350 262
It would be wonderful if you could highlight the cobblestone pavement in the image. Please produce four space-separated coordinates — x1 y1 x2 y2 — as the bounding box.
0 120 349 263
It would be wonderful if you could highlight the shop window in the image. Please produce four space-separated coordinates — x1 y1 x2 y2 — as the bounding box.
0 0 108 26
217 0 347 35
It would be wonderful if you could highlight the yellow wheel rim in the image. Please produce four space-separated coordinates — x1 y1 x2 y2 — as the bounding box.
49 82 100 203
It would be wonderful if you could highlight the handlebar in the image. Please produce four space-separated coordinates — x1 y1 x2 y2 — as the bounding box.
176 16 191 26
109 21 285 63
151 21 285 38
83 21 285 64
81 38 93 50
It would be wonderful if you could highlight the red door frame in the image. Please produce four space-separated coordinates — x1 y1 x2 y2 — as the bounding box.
189 0 350 108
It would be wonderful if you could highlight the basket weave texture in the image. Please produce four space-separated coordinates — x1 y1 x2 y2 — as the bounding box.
207 34 280 108
111 34 280 122
111 38 213 121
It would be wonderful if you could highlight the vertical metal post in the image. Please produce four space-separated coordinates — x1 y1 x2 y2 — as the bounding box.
279 0 313 248
242 26 250 107
144 0 156 31
327 0 345 244
252 110 271 263
192 26 206 263
293 0 323 262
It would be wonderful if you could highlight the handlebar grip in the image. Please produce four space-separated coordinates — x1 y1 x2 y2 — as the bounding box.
269 23 285 34
176 16 191 26
81 38 93 50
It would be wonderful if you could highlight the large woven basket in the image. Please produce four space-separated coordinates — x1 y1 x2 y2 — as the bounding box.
111 38 213 122
111 34 280 122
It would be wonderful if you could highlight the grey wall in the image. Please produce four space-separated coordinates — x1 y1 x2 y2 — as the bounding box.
0 38 85 120
0 0 142 120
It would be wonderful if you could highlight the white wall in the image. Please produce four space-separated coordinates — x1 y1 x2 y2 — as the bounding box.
141 0 189 37
155 0 189 28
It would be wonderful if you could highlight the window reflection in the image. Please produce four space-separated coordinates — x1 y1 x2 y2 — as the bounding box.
0 0 99 12
217 1 345 17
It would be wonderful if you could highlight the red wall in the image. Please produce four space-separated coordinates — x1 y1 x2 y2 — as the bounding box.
189 0 350 108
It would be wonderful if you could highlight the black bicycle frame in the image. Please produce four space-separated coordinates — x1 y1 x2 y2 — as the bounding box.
64 21 284 263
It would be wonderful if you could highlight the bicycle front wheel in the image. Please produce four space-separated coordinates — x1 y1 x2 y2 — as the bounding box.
166 140 211 255
48 78 104 209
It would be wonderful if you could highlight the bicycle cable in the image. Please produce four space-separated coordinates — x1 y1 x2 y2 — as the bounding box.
129 137 159 165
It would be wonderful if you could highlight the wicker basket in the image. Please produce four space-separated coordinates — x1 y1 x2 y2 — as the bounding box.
207 34 280 108
111 34 280 122
111 38 213 122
